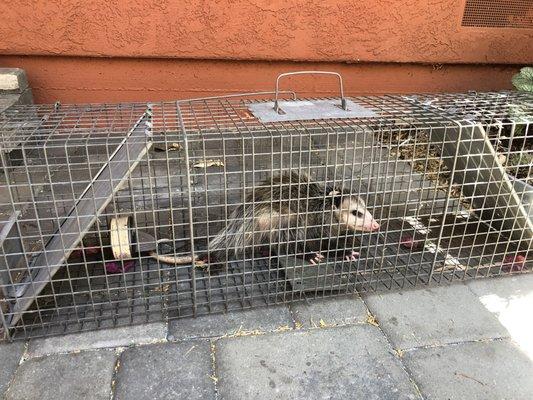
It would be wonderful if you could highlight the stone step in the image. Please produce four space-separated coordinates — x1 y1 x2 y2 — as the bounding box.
0 68 33 113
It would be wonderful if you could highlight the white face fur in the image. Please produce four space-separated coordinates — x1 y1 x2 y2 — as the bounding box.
334 196 380 232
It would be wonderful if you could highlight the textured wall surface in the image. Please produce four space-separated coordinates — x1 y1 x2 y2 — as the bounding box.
1 0 531 64
0 0 531 103
0 56 520 103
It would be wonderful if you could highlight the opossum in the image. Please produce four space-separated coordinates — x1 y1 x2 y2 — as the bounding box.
150 171 380 268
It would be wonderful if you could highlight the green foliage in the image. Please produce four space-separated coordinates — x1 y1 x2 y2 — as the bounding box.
509 67 532 135
512 67 533 92
508 104 527 135
507 152 533 167
506 152 533 184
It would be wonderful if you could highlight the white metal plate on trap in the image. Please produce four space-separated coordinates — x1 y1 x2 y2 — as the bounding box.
248 99 377 123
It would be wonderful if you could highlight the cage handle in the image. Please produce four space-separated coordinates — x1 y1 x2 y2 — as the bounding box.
273 71 347 114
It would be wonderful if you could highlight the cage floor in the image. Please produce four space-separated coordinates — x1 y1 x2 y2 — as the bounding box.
9 213 529 340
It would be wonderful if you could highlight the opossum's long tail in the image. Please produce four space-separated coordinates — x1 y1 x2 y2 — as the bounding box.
147 202 295 266
145 238 205 266
145 206 252 267
148 252 205 266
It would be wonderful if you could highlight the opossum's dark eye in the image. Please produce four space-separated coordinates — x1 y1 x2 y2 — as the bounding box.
352 210 364 218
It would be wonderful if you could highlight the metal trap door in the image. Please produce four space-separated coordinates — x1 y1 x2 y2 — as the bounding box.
0 108 154 335
430 123 533 249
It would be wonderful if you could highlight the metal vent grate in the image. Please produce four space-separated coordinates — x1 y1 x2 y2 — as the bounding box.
462 0 533 28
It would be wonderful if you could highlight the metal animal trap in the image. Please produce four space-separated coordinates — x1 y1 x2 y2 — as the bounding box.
0 71 531 340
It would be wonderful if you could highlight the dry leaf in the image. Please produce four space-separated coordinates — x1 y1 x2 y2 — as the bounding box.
184 345 196 356
193 159 224 168
168 142 183 151
366 312 379 327
236 109 255 120
275 325 292 333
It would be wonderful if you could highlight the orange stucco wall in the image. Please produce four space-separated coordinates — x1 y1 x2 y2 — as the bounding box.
0 56 521 104
0 0 531 103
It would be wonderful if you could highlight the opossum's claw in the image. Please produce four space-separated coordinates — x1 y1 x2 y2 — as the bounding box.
345 251 360 262
307 252 324 265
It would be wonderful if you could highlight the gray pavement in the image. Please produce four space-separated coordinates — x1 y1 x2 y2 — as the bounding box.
1 274 532 400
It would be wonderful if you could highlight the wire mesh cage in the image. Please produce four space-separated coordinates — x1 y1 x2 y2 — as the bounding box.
0 73 532 340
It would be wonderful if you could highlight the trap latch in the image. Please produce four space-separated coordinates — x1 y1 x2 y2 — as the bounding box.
248 70 376 123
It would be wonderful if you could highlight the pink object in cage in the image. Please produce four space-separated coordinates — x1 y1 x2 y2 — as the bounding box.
502 255 526 272
70 246 101 259
105 260 135 274
400 235 423 250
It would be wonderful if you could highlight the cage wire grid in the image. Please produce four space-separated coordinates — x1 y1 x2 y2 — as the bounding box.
0 91 531 340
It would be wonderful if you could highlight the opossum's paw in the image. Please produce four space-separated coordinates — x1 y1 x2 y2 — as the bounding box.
344 251 360 262
306 252 325 265
198 254 210 263
196 254 226 274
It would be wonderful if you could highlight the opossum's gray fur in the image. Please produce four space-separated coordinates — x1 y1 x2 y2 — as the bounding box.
203 171 366 266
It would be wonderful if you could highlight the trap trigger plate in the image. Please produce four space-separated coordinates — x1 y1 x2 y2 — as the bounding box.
248 99 376 123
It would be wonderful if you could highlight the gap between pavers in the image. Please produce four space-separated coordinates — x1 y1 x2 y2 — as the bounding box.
363 282 510 350
26 322 167 358
4 349 117 400
0 341 25 398
215 324 421 400
290 295 368 328
402 338 533 400
114 340 216 400
168 305 293 340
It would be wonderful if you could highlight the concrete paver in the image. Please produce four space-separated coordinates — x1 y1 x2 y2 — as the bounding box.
1 275 531 400
114 341 216 400
0 341 24 398
4 349 116 400
216 324 420 400
363 283 509 349
403 339 533 400
290 295 368 328
466 274 533 359
27 323 167 357
168 306 292 340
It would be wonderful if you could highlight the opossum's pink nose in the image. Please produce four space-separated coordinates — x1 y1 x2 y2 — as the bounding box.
361 218 380 232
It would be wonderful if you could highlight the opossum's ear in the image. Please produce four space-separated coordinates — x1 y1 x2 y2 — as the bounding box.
327 191 343 209
326 188 342 209
333 195 343 209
